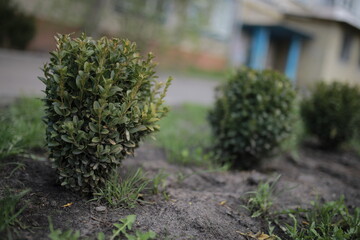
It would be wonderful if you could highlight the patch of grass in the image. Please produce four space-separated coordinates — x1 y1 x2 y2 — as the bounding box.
93 168 150 208
154 103 214 167
107 215 156 240
282 197 360 240
3 162 26 179
242 175 359 239
48 215 156 240
48 217 80 240
184 66 228 81
0 97 45 159
242 175 281 218
0 189 30 237
150 170 169 195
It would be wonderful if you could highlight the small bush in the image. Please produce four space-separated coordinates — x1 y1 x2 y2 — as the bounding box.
208 68 296 169
301 81 360 149
41 34 171 193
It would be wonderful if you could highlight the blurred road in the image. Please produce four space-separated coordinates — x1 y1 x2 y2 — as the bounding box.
0 49 218 106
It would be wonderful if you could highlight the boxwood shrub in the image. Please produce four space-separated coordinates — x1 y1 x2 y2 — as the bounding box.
40 34 171 193
208 68 296 169
301 81 360 149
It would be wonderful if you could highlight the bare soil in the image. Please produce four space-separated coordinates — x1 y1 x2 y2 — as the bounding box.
1 143 359 240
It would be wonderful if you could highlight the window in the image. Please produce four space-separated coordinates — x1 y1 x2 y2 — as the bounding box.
340 31 353 62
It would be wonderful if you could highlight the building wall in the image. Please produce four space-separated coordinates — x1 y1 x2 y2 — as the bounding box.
242 0 283 25
242 0 360 88
321 23 360 85
285 18 339 87
13 0 235 70
288 17 360 87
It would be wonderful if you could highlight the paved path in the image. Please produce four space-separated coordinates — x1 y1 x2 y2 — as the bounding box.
0 49 218 106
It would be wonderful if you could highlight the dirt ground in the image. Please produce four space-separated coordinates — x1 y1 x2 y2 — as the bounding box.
1 143 359 240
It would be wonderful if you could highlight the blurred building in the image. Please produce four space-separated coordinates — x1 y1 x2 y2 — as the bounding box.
238 0 360 87
13 0 239 71
10 0 360 87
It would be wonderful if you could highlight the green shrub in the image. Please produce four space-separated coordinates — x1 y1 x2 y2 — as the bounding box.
208 68 296 169
0 0 35 49
301 81 360 149
41 34 171 193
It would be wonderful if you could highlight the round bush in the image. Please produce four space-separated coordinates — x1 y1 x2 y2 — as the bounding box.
301 81 360 149
208 68 296 169
41 34 171 193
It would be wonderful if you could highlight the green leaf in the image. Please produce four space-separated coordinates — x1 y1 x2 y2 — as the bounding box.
76 75 81 89
61 135 73 143
89 123 98 132
97 232 105 240
72 149 82 155
92 137 100 143
109 86 122 96
54 105 63 116
101 129 110 134
129 125 147 133
111 144 123 154
93 101 101 110
125 129 130 141
124 142 136 148
121 215 136 231
48 141 60 147
148 118 160 123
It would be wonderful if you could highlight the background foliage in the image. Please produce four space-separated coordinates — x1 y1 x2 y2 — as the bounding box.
0 0 35 49
208 68 296 169
0 97 44 159
301 81 360 149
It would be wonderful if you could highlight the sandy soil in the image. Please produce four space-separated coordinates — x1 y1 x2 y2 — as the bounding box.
1 143 359 240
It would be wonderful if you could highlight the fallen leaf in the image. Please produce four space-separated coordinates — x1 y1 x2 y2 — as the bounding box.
236 231 276 240
302 221 309 225
219 200 227 206
62 202 73 208
256 233 272 240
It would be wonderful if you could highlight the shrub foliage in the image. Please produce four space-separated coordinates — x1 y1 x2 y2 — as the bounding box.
301 81 360 148
41 34 171 193
208 68 296 169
